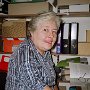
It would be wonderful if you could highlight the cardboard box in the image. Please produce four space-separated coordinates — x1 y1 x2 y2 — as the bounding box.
3 38 24 52
0 54 11 72
8 2 51 15
59 86 66 90
86 30 90 42
57 0 89 5
62 75 70 81
69 4 89 12
58 5 69 14
2 19 26 37
11 0 46 3
0 36 3 52
0 23 2 35
63 69 70 75
0 18 2 35
78 42 90 55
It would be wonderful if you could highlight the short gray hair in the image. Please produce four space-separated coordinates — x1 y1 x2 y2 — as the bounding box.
27 12 61 36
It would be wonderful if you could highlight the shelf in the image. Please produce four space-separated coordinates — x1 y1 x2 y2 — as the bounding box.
58 80 70 83
57 12 90 17
0 52 12 54
0 12 90 18
61 74 70 76
51 52 78 56
0 14 37 18
52 52 90 56
0 70 7 73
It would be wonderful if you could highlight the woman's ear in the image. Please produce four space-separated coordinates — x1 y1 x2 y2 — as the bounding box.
30 31 35 39
30 31 33 37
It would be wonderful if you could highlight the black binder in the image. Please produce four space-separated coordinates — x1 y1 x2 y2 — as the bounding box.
60 22 79 54
61 23 71 54
70 23 79 54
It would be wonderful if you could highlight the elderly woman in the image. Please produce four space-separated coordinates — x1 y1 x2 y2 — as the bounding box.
5 12 61 90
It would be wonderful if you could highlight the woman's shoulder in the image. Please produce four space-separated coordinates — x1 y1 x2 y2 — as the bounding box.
10 38 32 58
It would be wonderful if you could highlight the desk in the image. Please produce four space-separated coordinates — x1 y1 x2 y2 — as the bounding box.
0 71 7 90
69 63 90 90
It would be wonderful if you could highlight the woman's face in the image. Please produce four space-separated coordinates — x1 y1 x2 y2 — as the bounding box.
31 20 58 55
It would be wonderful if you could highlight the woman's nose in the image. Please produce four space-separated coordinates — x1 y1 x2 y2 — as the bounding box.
48 31 54 38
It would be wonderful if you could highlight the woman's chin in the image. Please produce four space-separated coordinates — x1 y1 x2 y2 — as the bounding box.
45 46 52 50
43 43 53 50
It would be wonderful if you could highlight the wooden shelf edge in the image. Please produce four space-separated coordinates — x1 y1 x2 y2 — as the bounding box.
57 12 90 17
51 52 78 56
51 52 90 56
0 12 90 18
0 14 37 18
0 52 12 54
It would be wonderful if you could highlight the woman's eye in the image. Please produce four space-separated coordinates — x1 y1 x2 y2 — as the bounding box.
44 29 48 32
53 30 57 34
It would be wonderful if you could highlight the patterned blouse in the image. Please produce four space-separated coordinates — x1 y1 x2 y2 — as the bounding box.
5 38 56 90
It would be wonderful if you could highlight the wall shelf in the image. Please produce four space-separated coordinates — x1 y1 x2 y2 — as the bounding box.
52 52 90 56
0 14 37 18
0 52 12 54
0 12 90 18
57 12 90 17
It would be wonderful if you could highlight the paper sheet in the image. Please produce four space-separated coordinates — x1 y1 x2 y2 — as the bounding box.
69 63 90 86
69 63 90 78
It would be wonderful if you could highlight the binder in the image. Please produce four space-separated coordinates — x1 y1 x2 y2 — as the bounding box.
60 22 79 54
61 23 70 54
56 31 61 54
70 23 79 54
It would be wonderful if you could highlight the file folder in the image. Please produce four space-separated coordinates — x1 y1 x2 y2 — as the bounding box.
61 23 71 54
56 31 61 54
70 23 79 54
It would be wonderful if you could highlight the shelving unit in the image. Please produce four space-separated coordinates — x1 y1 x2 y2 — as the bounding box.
0 1 90 90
